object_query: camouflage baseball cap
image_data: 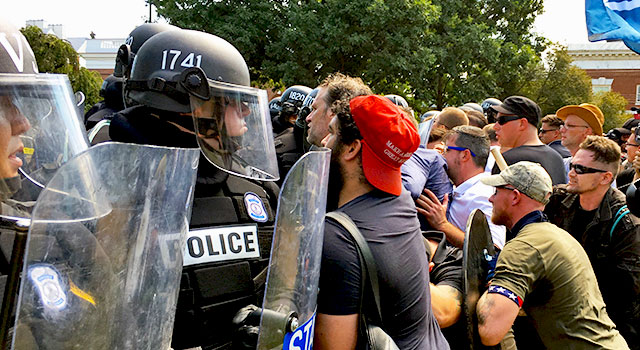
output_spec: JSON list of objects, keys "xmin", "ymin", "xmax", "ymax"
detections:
[{"xmin": 481, "ymin": 161, "xmax": 552, "ymax": 204}]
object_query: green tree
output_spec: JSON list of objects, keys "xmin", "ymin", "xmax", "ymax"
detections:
[
  {"xmin": 20, "ymin": 26, "xmax": 102, "ymax": 113},
  {"xmin": 420, "ymin": 0, "xmax": 547, "ymax": 110},
  {"xmin": 592, "ymin": 91, "xmax": 628, "ymax": 133},
  {"xmin": 520, "ymin": 46, "xmax": 593, "ymax": 116},
  {"xmin": 154, "ymin": 0, "xmax": 547, "ymax": 112}
]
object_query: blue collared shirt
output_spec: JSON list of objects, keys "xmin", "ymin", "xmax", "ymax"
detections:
[{"xmin": 401, "ymin": 146, "xmax": 453, "ymax": 201}]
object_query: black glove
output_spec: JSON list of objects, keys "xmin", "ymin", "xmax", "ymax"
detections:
[{"xmin": 232, "ymin": 305, "xmax": 261, "ymax": 350}]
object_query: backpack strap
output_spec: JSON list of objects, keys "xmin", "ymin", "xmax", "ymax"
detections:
[
  {"xmin": 610, "ymin": 205, "xmax": 630, "ymax": 240},
  {"xmin": 326, "ymin": 211, "xmax": 384, "ymax": 327}
]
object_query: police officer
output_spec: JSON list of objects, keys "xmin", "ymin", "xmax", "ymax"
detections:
[
  {"xmin": 86, "ymin": 23, "xmax": 178, "ymax": 144},
  {"xmin": 384, "ymin": 94, "xmax": 409, "ymax": 108},
  {"xmin": 107, "ymin": 28, "xmax": 281, "ymax": 349},
  {"xmin": 481, "ymin": 97, "xmax": 501, "ymax": 124},
  {"xmin": 84, "ymin": 74, "xmax": 124, "ymax": 130},
  {"xmin": 272, "ymin": 85, "xmax": 311, "ymax": 183},
  {"xmin": 269, "ymin": 96, "xmax": 282, "ymax": 124},
  {"xmin": 296, "ymin": 88, "xmax": 318, "ymax": 153},
  {"xmin": 0, "ymin": 17, "xmax": 89, "ymax": 345}
]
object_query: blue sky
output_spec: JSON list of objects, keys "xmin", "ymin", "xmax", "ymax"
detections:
[{"xmin": 5, "ymin": 0, "xmax": 589, "ymax": 44}]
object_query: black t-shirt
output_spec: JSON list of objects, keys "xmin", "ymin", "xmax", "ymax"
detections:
[
  {"xmin": 424, "ymin": 231, "xmax": 463, "ymax": 292},
  {"xmin": 573, "ymin": 207, "xmax": 598, "ymax": 241},
  {"xmin": 424, "ymin": 231, "xmax": 465, "ymax": 349},
  {"xmin": 492, "ymin": 145, "xmax": 567, "ymax": 185},
  {"xmin": 318, "ymin": 190, "xmax": 449, "ymax": 350}
]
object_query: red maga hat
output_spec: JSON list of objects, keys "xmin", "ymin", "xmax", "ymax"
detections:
[{"xmin": 349, "ymin": 95, "xmax": 420, "ymax": 196}]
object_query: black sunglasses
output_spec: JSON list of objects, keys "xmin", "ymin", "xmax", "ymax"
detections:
[
  {"xmin": 497, "ymin": 115, "xmax": 524, "ymax": 125},
  {"xmin": 569, "ymin": 163, "xmax": 608, "ymax": 175}
]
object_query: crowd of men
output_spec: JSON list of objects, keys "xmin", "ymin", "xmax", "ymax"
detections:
[
  {"xmin": 265, "ymin": 70, "xmax": 640, "ymax": 349},
  {"xmin": 1, "ymin": 16, "xmax": 639, "ymax": 350}
]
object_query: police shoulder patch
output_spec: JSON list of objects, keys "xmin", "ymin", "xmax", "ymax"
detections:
[{"xmin": 244, "ymin": 192, "xmax": 268, "ymax": 223}]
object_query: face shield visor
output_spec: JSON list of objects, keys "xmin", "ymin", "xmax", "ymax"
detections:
[
  {"xmin": 189, "ymin": 79, "xmax": 279, "ymax": 181},
  {"xmin": 0, "ymin": 74, "xmax": 89, "ymax": 218}
]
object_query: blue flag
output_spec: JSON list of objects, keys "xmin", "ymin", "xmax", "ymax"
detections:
[{"xmin": 586, "ymin": 0, "xmax": 640, "ymax": 54}]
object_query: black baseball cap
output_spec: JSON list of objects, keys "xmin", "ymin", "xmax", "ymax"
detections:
[{"xmin": 490, "ymin": 96, "xmax": 542, "ymax": 126}]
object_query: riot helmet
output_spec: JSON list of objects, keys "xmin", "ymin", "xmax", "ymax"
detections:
[
  {"xmin": 269, "ymin": 96, "xmax": 281, "ymax": 120},
  {"xmin": 481, "ymin": 98, "xmax": 501, "ymax": 123},
  {"xmin": 384, "ymin": 94, "xmax": 409, "ymax": 108},
  {"xmin": 0, "ymin": 18, "xmax": 89, "ymax": 217},
  {"xmin": 113, "ymin": 23, "xmax": 180, "ymax": 78},
  {"xmin": 128, "ymin": 29, "xmax": 279, "ymax": 181},
  {"xmin": 420, "ymin": 110, "xmax": 440, "ymax": 123},
  {"xmin": 279, "ymin": 85, "xmax": 312, "ymax": 123},
  {"xmin": 297, "ymin": 88, "xmax": 319, "ymax": 128},
  {"xmin": 114, "ymin": 23, "xmax": 179, "ymax": 79},
  {"xmin": 99, "ymin": 74, "xmax": 125, "ymax": 110}
]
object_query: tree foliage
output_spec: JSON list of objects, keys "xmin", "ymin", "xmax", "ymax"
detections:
[
  {"xmin": 592, "ymin": 91, "xmax": 628, "ymax": 133},
  {"xmin": 20, "ymin": 26, "xmax": 102, "ymax": 113},
  {"xmin": 520, "ymin": 46, "xmax": 593, "ymax": 116},
  {"xmin": 154, "ymin": 0, "xmax": 548, "ymax": 112}
]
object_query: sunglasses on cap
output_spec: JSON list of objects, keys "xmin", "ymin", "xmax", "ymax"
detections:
[
  {"xmin": 569, "ymin": 163, "xmax": 608, "ymax": 175},
  {"xmin": 497, "ymin": 115, "xmax": 524, "ymax": 125}
]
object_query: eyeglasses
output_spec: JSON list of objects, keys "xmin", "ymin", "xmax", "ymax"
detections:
[
  {"xmin": 493, "ymin": 185, "xmax": 517, "ymax": 195},
  {"xmin": 443, "ymin": 145, "xmax": 476, "ymax": 157},
  {"xmin": 626, "ymin": 142, "xmax": 640, "ymax": 147},
  {"xmin": 539, "ymin": 128, "xmax": 558, "ymax": 134},
  {"xmin": 569, "ymin": 163, "xmax": 608, "ymax": 175},
  {"xmin": 497, "ymin": 115, "xmax": 524, "ymax": 125},
  {"xmin": 560, "ymin": 124, "xmax": 589, "ymax": 130}
]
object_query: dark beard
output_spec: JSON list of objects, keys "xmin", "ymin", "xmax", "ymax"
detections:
[{"xmin": 326, "ymin": 146, "xmax": 344, "ymax": 211}]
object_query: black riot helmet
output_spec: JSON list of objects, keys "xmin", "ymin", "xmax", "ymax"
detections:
[
  {"xmin": 481, "ymin": 98, "xmax": 501, "ymax": 123},
  {"xmin": 114, "ymin": 23, "xmax": 178, "ymax": 79},
  {"xmin": 269, "ymin": 96, "xmax": 281, "ymax": 120},
  {"xmin": 99, "ymin": 74, "xmax": 125, "ymax": 110},
  {"xmin": 129, "ymin": 29, "xmax": 279, "ymax": 181},
  {"xmin": 384, "ymin": 94, "xmax": 409, "ymax": 108},
  {"xmin": 126, "ymin": 29, "xmax": 253, "ymax": 113},
  {"xmin": 0, "ymin": 18, "xmax": 89, "ymax": 217},
  {"xmin": 297, "ymin": 88, "xmax": 319, "ymax": 128},
  {"xmin": 279, "ymin": 85, "xmax": 312, "ymax": 121}
]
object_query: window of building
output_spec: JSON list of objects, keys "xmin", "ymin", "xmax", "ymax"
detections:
[{"xmin": 592, "ymin": 77, "xmax": 613, "ymax": 94}]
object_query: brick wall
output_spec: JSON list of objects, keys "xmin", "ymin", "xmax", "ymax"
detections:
[{"xmin": 584, "ymin": 69, "xmax": 640, "ymax": 109}]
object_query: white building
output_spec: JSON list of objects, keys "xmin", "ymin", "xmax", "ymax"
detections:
[{"xmin": 25, "ymin": 20, "xmax": 124, "ymax": 79}]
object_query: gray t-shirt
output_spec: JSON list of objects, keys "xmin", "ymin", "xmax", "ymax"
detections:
[{"xmin": 317, "ymin": 189, "xmax": 449, "ymax": 350}]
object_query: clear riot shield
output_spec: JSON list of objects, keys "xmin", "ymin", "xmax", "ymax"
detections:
[
  {"xmin": 256, "ymin": 148, "xmax": 330, "ymax": 350},
  {"xmin": 418, "ymin": 118, "xmax": 435, "ymax": 147},
  {"xmin": 10, "ymin": 142, "xmax": 199, "ymax": 350}
]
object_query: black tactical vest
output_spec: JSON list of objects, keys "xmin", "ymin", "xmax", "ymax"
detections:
[{"xmin": 108, "ymin": 106, "xmax": 280, "ymax": 350}]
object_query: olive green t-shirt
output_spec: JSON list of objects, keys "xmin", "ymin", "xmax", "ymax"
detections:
[{"xmin": 492, "ymin": 222, "xmax": 628, "ymax": 349}]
